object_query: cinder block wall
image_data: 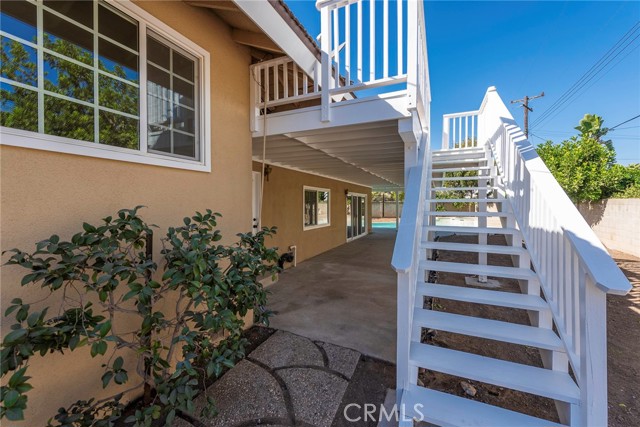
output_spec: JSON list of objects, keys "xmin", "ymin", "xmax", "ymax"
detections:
[{"xmin": 578, "ymin": 199, "xmax": 640, "ymax": 257}]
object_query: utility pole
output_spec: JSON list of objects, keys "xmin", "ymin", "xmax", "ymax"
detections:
[{"xmin": 511, "ymin": 92, "xmax": 544, "ymax": 138}]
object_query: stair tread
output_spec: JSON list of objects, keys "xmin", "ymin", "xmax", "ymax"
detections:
[
  {"xmin": 425, "ymin": 210, "xmax": 511, "ymax": 217},
  {"xmin": 432, "ymin": 166, "xmax": 491, "ymax": 173},
  {"xmin": 433, "ymin": 176, "xmax": 491, "ymax": 181},
  {"xmin": 423, "ymin": 225, "xmax": 520, "ymax": 235},
  {"xmin": 432, "ymin": 147, "xmax": 485, "ymax": 154},
  {"xmin": 426, "ymin": 198, "xmax": 504, "ymax": 203},
  {"xmin": 417, "ymin": 282, "xmax": 548, "ymax": 311},
  {"xmin": 433, "ymin": 158, "xmax": 488, "ymax": 165},
  {"xmin": 412, "ymin": 308, "xmax": 562, "ymax": 350},
  {"xmin": 431, "ymin": 186, "xmax": 499, "ymax": 191},
  {"xmin": 409, "ymin": 342, "xmax": 579, "ymax": 402},
  {"xmin": 419, "ymin": 260, "xmax": 535, "ymax": 280},
  {"xmin": 401, "ymin": 384, "xmax": 567, "ymax": 426},
  {"xmin": 421, "ymin": 241, "xmax": 526, "ymax": 255}
]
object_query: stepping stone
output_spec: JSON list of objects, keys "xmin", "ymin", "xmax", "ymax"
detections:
[
  {"xmin": 316, "ymin": 341, "xmax": 361, "ymax": 379},
  {"xmin": 279, "ymin": 367, "xmax": 349, "ymax": 427},
  {"xmin": 179, "ymin": 359, "xmax": 289, "ymax": 427},
  {"xmin": 250, "ymin": 330, "xmax": 324, "ymax": 369}
]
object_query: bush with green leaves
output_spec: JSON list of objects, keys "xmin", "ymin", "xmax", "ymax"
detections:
[
  {"xmin": 1, "ymin": 207, "xmax": 279, "ymax": 426},
  {"xmin": 537, "ymin": 115, "xmax": 640, "ymax": 203}
]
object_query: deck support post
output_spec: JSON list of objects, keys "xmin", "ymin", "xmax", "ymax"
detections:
[{"xmin": 320, "ymin": 6, "xmax": 332, "ymax": 122}]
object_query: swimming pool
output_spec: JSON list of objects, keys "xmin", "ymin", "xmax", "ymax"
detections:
[{"xmin": 372, "ymin": 222, "xmax": 397, "ymax": 229}]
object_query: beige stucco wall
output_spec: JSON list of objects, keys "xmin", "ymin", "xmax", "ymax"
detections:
[
  {"xmin": 0, "ymin": 2, "xmax": 253, "ymax": 424},
  {"xmin": 577, "ymin": 199, "xmax": 640, "ymax": 257},
  {"xmin": 253, "ymin": 162, "xmax": 373, "ymax": 264}
]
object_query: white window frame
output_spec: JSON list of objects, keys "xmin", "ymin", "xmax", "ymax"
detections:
[
  {"xmin": 0, "ymin": 0, "xmax": 211, "ymax": 172},
  {"xmin": 303, "ymin": 185, "xmax": 331, "ymax": 231}
]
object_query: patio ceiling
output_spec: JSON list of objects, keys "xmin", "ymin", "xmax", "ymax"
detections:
[{"xmin": 252, "ymin": 120, "xmax": 405, "ymax": 189}]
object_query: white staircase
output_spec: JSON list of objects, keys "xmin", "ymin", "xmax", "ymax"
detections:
[
  {"xmin": 405, "ymin": 146, "xmax": 577, "ymax": 426},
  {"xmin": 392, "ymin": 87, "xmax": 632, "ymax": 426}
]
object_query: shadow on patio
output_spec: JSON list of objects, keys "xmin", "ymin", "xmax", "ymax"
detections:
[{"xmin": 267, "ymin": 228, "xmax": 398, "ymax": 362}]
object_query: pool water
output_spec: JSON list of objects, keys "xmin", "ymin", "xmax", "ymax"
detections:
[{"xmin": 372, "ymin": 222, "xmax": 397, "ymax": 229}]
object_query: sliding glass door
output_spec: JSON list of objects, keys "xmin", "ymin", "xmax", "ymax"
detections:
[{"xmin": 346, "ymin": 193, "xmax": 367, "ymax": 241}]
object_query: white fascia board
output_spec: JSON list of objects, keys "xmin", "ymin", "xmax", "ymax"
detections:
[{"xmin": 233, "ymin": 1, "xmax": 317, "ymax": 75}]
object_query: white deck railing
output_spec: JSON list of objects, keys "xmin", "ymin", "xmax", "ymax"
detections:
[
  {"xmin": 471, "ymin": 87, "xmax": 631, "ymax": 425},
  {"xmin": 318, "ymin": 0, "xmax": 408, "ymax": 93},
  {"xmin": 442, "ymin": 110, "xmax": 479, "ymax": 150},
  {"xmin": 250, "ymin": 1, "xmax": 429, "ymax": 133},
  {"xmin": 249, "ymin": 57, "xmax": 321, "ymax": 132}
]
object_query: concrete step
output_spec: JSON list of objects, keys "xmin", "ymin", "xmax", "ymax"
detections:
[
  {"xmin": 416, "ymin": 282, "xmax": 549, "ymax": 312},
  {"xmin": 419, "ymin": 260, "xmax": 535, "ymax": 280},
  {"xmin": 401, "ymin": 384, "xmax": 567, "ymax": 426},
  {"xmin": 412, "ymin": 308, "xmax": 562, "ymax": 351},
  {"xmin": 409, "ymin": 342, "xmax": 579, "ymax": 403}
]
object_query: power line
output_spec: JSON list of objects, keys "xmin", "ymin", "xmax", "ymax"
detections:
[
  {"xmin": 531, "ymin": 40, "xmax": 640, "ymax": 129},
  {"xmin": 528, "ymin": 133, "xmax": 548, "ymax": 143},
  {"xmin": 610, "ymin": 114, "xmax": 640, "ymax": 130},
  {"xmin": 532, "ymin": 21, "xmax": 640, "ymax": 126},
  {"xmin": 531, "ymin": 21, "xmax": 640, "ymax": 128}
]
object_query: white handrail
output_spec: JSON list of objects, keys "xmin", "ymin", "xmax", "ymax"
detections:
[
  {"xmin": 391, "ymin": 134, "xmax": 430, "ymax": 408},
  {"xmin": 475, "ymin": 86, "xmax": 631, "ymax": 425}
]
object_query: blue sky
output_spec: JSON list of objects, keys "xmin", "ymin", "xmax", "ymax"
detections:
[{"xmin": 284, "ymin": 1, "xmax": 640, "ymax": 165}]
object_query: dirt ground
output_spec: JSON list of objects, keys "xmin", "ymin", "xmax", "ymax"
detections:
[
  {"xmin": 607, "ymin": 250, "xmax": 640, "ymax": 427},
  {"xmin": 417, "ymin": 235, "xmax": 640, "ymax": 426}
]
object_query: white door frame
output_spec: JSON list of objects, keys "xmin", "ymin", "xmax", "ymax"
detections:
[{"xmin": 346, "ymin": 192, "xmax": 368, "ymax": 242}]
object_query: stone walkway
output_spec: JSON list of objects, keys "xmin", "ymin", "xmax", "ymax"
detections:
[{"xmin": 176, "ymin": 329, "xmax": 394, "ymax": 427}]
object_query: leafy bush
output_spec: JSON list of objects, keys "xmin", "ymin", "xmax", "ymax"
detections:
[
  {"xmin": 536, "ymin": 114, "xmax": 640, "ymax": 202},
  {"xmin": 1, "ymin": 207, "xmax": 279, "ymax": 426}
]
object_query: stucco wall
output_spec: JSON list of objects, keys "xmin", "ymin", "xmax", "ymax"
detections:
[
  {"xmin": 577, "ymin": 199, "xmax": 640, "ymax": 257},
  {"xmin": 0, "ymin": 2, "xmax": 253, "ymax": 424},
  {"xmin": 253, "ymin": 162, "xmax": 373, "ymax": 264}
]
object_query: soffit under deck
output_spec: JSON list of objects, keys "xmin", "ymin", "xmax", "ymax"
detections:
[{"xmin": 252, "ymin": 121, "xmax": 405, "ymax": 189}]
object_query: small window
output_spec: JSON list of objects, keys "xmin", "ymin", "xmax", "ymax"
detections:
[{"xmin": 304, "ymin": 187, "xmax": 330, "ymax": 230}]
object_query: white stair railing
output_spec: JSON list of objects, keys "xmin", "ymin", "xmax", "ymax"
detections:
[
  {"xmin": 442, "ymin": 110, "xmax": 479, "ymax": 150},
  {"xmin": 471, "ymin": 86, "xmax": 632, "ymax": 425},
  {"xmin": 391, "ymin": 133, "xmax": 430, "ymax": 418}
]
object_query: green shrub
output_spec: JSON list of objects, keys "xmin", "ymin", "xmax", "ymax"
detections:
[{"xmin": 1, "ymin": 207, "xmax": 279, "ymax": 426}]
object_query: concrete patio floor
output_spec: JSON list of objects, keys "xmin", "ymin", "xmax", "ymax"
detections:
[{"xmin": 267, "ymin": 229, "xmax": 398, "ymax": 362}]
